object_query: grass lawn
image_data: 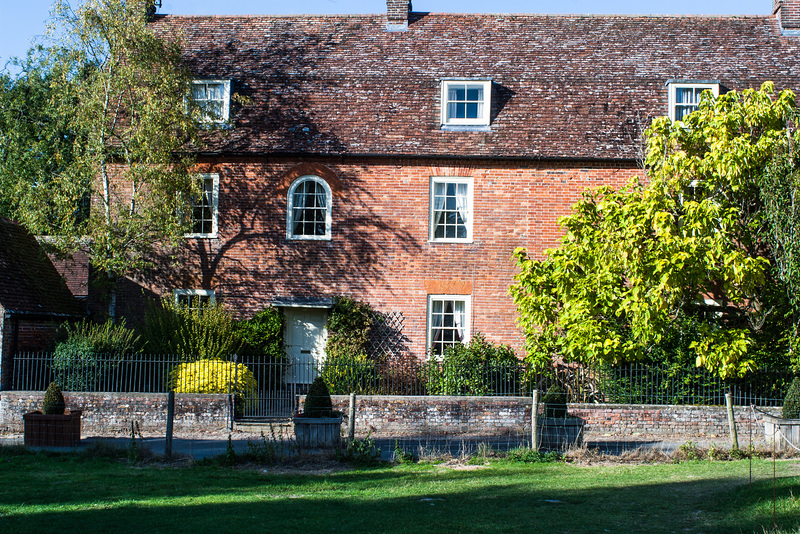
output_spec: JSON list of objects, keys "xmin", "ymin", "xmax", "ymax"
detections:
[{"xmin": 0, "ymin": 446, "xmax": 798, "ymax": 533}]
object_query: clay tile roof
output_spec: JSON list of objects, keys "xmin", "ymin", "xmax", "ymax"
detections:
[
  {"xmin": 151, "ymin": 13, "xmax": 800, "ymax": 160},
  {"xmin": 0, "ymin": 220, "xmax": 83, "ymax": 318}
]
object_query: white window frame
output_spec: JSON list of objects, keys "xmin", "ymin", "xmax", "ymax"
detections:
[
  {"xmin": 287, "ymin": 175, "xmax": 333, "ymax": 241},
  {"xmin": 191, "ymin": 79, "xmax": 231, "ymax": 124},
  {"xmin": 185, "ymin": 173, "xmax": 219, "ymax": 239},
  {"xmin": 667, "ymin": 82, "xmax": 719, "ymax": 122},
  {"xmin": 429, "ymin": 177, "xmax": 473, "ymax": 243},
  {"xmin": 427, "ymin": 295, "xmax": 471, "ymax": 356},
  {"xmin": 440, "ymin": 79, "xmax": 492, "ymax": 126},
  {"xmin": 173, "ymin": 289, "xmax": 216, "ymax": 311}
]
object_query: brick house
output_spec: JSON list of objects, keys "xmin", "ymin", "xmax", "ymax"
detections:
[
  {"xmin": 0, "ymin": 220, "xmax": 84, "ymax": 390},
  {"xmin": 118, "ymin": 0, "xmax": 800, "ymax": 376}
]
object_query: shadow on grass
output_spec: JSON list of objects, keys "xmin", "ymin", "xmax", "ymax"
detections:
[{"xmin": 0, "ymin": 451, "xmax": 798, "ymax": 534}]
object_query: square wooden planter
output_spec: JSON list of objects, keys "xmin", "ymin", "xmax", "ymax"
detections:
[
  {"xmin": 537, "ymin": 417, "xmax": 585, "ymax": 451},
  {"xmin": 293, "ymin": 416, "xmax": 343, "ymax": 449},
  {"xmin": 23, "ymin": 410, "xmax": 82, "ymax": 447}
]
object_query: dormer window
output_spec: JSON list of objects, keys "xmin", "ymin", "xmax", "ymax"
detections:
[
  {"xmin": 441, "ymin": 79, "xmax": 491, "ymax": 127},
  {"xmin": 667, "ymin": 81, "xmax": 719, "ymax": 122},
  {"xmin": 191, "ymin": 80, "xmax": 231, "ymax": 123}
]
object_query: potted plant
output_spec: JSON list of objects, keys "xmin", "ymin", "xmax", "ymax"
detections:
[
  {"xmin": 537, "ymin": 383, "xmax": 584, "ymax": 451},
  {"xmin": 23, "ymin": 382, "xmax": 82, "ymax": 447},
  {"xmin": 293, "ymin": 376, "xmax": 342, "ymax": 449},
  {"xmin": 762, "ymin": 376, "xmax": 800, "ymax": 451}
]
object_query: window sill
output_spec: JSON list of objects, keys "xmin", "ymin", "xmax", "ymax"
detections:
[
  {"xmin": 440, "ymin": 125, "xmax": 491, "ymax": 132},
  {"xmin": 287, "ymin": 236, "xmax": 332, "ymax": 242},
  {"xmin": 428, "ymin": 239, "xmax": 473, "ymax": 244},
  {"xmin": 184, "ymin": 233, "xmax": 219, "ymax": 239}
]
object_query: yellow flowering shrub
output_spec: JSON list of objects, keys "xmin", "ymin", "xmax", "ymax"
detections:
[{"xmin": 170, "ymin": 359, "xmax": 258, "ymax": 408}]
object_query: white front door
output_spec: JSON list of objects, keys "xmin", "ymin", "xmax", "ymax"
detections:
[{"xmin": 283, "ymin": 307, "xmax": 329, "ymax": 384}]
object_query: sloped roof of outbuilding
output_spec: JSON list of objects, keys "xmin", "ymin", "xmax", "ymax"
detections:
[
  {"xmin": 152, "ymin": 12, "xmax": 800, "ymax": 160},
  {"xmin": 0, "ymin": 220, "xmax": 83, "ymax": 318}
]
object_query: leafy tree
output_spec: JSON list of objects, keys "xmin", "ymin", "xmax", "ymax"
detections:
[
  {"xmin": 0, "ymin": 50, "xmax": 85, "ymax": 220},
  {"xmin": 510, "ymin": 82, "xmax": 797, "ymax": 379},
  {"xmin": 0, "ymin": 0, "xmax": 202, "ymax": 319}
]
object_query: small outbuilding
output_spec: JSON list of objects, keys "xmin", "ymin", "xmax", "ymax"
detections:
[{"xmin": 0, "ymin": 219, "xmax": 84, "ymax": 390}]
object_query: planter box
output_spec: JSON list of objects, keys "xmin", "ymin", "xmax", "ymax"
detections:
[
  {"xmin": 293, "ymin": 416, "xmax": 343, "ymax": 449},
  {"xmin": 537, "ymin": 417, "xmax": 585, "ymax": 451},
  {"xmin": 761, "ymin": 412, "xmax": 800, "ymax": 452},
  {"xmin": 23, "ymin": 410, "xmax": 82, "ymax": 447}
]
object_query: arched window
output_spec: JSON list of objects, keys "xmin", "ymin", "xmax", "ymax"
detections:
[{"xmin": 287, "ymin": 176, "xmax": 332, "ymax": 240}]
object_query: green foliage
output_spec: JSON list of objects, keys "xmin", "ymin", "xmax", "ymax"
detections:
[
  {"xmin": 511, "ymin": 83, "xmax": 798, "ymax": 379},
  {"xmin": 339, "ymin": 433, "xmax": 382, "ymax": 466},
  {"xmin": 322, "ymin": 296, "xmax": 380, "ymax": 394},
  {"xmin": 542, "ymin": 384, "xmax": 568, "ymax": 418},
  {"xmin": 222, "ymin": 435, "xmax": 237, "ymax": 467},
  {"xmin": 302, "ymin": 376, "xmax": 334, "ymax": 418},
  {"xmin": 42, "ymin": 382, "xmax": 66, "ymax": 415},
  {"xmin": 237, "ymin": 307, "xmax": 285, "ymax": 361},
  {"xmin": 425, "ymin": 333, "xmax": 519, "ymax": 395},
  {"xmin": 782, "ymin": 377, "xmax": 800, "ymax": 419},
  {"xmin": 52, "ymin": 319, "xmax": 139, "ymax": 390},
  {"xmin": 237, "ymin": 307, "xmax": 287, "ymax": 391},
  {"xmin": 141, "ymin": 297, "xmax": 242, "ymax": 359},
  {"xmin": 245, "ymin": 428, "xmax": 289, "ymax": 464},
  {"xmin": 392, "ymin": 440, "xmax": 415, "ymax": 463},
  {"xmin": 320, "ymin": 352, "xmax": 380, "ymax": 395},
  {"xmin": 505, "ymin": 447, "xmax": 562, "ymax": 463},
  {"xmin": 0, "ymin": 50, "xmax": 85, "ymax": 220},
  {"xmin": 1, "ymin": 0, "xmax": 204, "ymax": 318},
  {"xmin": 759, "ymin": 137, "xmax": 800, "ymax": 373}
]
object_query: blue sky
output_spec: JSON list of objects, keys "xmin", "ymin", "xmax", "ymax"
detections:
[{"xmin": 0, "ymin": 0, "xmax": 773, "ymax": 69}]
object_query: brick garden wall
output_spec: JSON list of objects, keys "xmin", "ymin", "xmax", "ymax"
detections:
[
  {"xmin": 326, "ymin": 395, "xmax": 755, "ymax": 439},
  {"xmin": 1, "ymin": 392, "xmax": 759, "ymax": 439},
  {"xmin": 0, "ymin": 392, "xmax": 230, "ymax": 435}
]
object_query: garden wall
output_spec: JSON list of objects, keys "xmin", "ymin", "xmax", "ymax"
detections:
[
  {"xmin": 326, "ymin": 395, "xmax": 757, "ymax": 439},
  {"xmin": 1, "ymin": 391, "xmax": 762, "ymax": 439},
  {"xmin": 0, "ymin": 391, "xmax": 230, "ymax": 435}
]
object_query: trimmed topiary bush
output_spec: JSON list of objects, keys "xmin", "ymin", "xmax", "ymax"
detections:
[
  {"xmin": 302, "ymin": 376, "xmax": 334, "ymax": 418},
  {"xmin": 42, "ymin": 382, "xmax": 66, "ymax": 415},
  {"xmin": 782, "ymin": 376, "xmax": 800, "ymax": 419},
  {"xmin": 542, "ymin": 384, "xmax": 568, "ymax": 419}
]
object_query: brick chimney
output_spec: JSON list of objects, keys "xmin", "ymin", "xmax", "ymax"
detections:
[
  {"xmin": 774, "ymin": 0, "xmax": 800, "ymax": 33},
  {"xmin": 387, "ymin": 0, "xmax": 411, "ymax": 31}
]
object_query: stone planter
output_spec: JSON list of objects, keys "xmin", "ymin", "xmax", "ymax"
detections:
[
  {"xmin": 293, "ymin": 415, "xmax": 343, "ymax": 449},
  {"xmin": 761, "ymin": 412, "xmax": 800, "ymax": 452},
  {"xmin": 537, "ymin": 416, "xmax": 585, "ymax": 451},
  {"xmin": 23, "ymin": 410, "xmax": 82, "ymax": 447}
]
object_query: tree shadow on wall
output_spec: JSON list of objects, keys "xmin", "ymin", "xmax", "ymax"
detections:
[
  {"xmin": 144, "ymin": 163, "xmax": 421, "ymax": 318},
  {"xmin": 138, "ymin": 21, "xmax": 424, "ymax": 313}
]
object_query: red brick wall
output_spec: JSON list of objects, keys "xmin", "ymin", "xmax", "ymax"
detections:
[
  {"xmin": 1, "ymin": 391, "xmax": 230, "ymax": 435},
  {"xmin": 776, "ymin": 0, "xmax": 800, "ymax": 30},
  {"xmin": 125, "ymin": 156, "xmax": 640, "ymax": 359}
]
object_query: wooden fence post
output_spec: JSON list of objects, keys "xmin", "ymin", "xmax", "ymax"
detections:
[{"xmin": 532, "ymin": 389, "xmax": 540, "ymax": 451}]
